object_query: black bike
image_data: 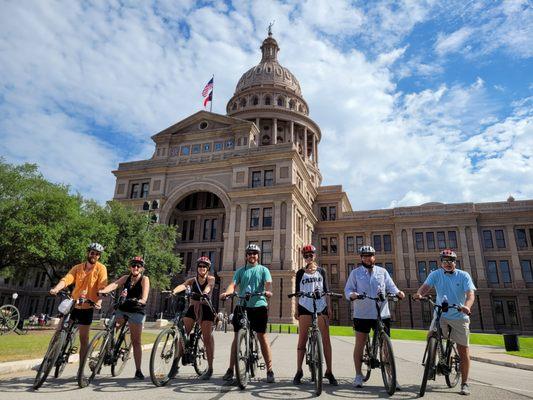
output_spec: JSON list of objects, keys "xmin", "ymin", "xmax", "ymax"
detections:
[
  {"xmin": 33, "ymin": 290, "xmax": 88, "ymax": 390},
  {"xmin": 226, "ymin": 291, "xmax": 266, "ymax": 390},
  {"xmin": 353, "ymin": 292, "xmax": 399, "ymax": 396},
  {"xmin": 149, "ymin": 288, "xmax": 211, "ymax": 386},
  {"xmin": 77, "ymin": 292, "xmax": 133, "ymax": 388},
  {"xmin": 288, "ymin": 290, "xmax": 342, "ymax": 396},
  {"xmin": 417, "ymin": 295, "xmax": 463, "ymax": 397}
]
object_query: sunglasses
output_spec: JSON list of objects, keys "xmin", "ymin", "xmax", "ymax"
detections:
[
  {"xmin": 442, "ymin": 260, "xmax": 455, "ymax": 265},
  {"xmin": 130, "ymin": 264, "xmax": 143, "ymax": 268},
  {"xmin": 197, "ymin": 264, "xmax": 209, "ymax": 268},
  {"xmin": 89, "ymin": 251, "xmax": 101, "ymax": 256},
  {"xmin": 303, "ymin": 253, "xmax": 314, "ymax": 259},
  {"xmin": 361, "ymin": 254, "xmax": 374, "ymax": 257},
  {"xmin": 246, "ymin": 252, "xmax": 259, "ymax": 256}
]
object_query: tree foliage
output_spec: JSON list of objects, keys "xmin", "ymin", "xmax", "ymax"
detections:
[{"xmin": 0, "ymin": 159, "xmax": 181, "ymax": 289}]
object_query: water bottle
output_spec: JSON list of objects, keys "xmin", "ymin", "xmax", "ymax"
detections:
[
  {"xmin": 79, "ymin": 289, "xmax": 87, "ymax": 305},
  {"xmin": 120, "ymin": 288, "xmax": 128, "ymax": 305},
  {"xmin": 442, "ymin": 295, "xmax": 449, "ymax": 313}
]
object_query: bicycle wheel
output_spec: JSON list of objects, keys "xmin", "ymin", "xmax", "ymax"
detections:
[
  {"xmin": 149, "ymin": 327, "xmax": 179, "ymax": 387},
  {"xmin": 235, "ymin": 328, "xmax": 250, "ymax": 390},
  {"xmin": 312, "ymin": 329, "xmax": 324, "ymax": 396},
  {"xmin": 249, "ymin": 334, "xmax": 262, "ymax": 378},
  {"xmin": 33, "ymin": 330, "xmax": 65, "ymax": 389},
  {"xmin": 78, "ymin": 330, "xmax": 109, "ymax": 388},
  {"xmin": 193, "ymin": 330, "xmax": 208, "ymax": 376},
  {"xmin": 0, "ymin": 305, "xmax": 20, "ymax": 334},
  {"xmin": 362, "ymin": 336, "xmax": 372, "ymax": 382},
  {"xmin": 111, "ymin": 325, "xmax": 132, "ymax": 377},
  {"xmin": 379, "ymin": 332, "xmax": 397, "ymax": 396},
  {"xmin": 54, "ymin": 326, "xmax": 79, "ymax": 378},
  {"xmin": 419, "ymin": 336, "xmax": 437, "ymax": 397},
  {"xmin": 445, "ymin": 341, "xmax": 461, "ymax": 388}
]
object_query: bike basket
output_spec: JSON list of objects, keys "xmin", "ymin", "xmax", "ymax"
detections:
[{"xmin": 58, "ymin": 299, "xmax": 74, "ymax": 315}]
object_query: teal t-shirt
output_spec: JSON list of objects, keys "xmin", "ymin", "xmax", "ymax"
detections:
[{"xmin": 232, "ymin": 263, "xmax": 272, "ymax": 308}]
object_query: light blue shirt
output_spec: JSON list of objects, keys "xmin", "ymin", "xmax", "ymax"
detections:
[
  {"xmin": 344, "ymin": 265, "xmax": 400, "ymax": 319},
  {"xmin": 424, "ymin": 268, "xmax": 476, "ymax": 321}
]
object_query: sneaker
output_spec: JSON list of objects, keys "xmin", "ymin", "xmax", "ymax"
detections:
[
  {"xmin": 293, "ymin": 370, "xmax": 303, "ymax": 385},
  {"xmin": 222, "ymin": 368, "xmax": 233, "ymax": 381},
  {"xmin": 325, "ymin": 372, "xmax": 338, "ymax": 386},
  {"xmin": 266, "ymin": 370, "xmax": 275, "ymax": 383},
  {"xmin": 353, "ymin": 375, "xmax": 364, "ymax": 388},
  {"xmin": 134, "ymin": 370, "xmax": 145, "ymax": 380},
  {"xmin": 200, "ymin": 368, "xmax": 213, "ymax": 380},
  {"xmin": 460, "ymin": 383, "xmax": 470, "ymax": 395},
  {"xmin": 396, "ymin": 382, "xmax": 402, "ymax": 391}
]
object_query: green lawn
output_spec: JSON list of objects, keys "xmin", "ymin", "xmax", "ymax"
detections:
[
  {"xmin": 0, "ymin": 330, "xmax": 158, "ymax": 363},
  {"xmin": 267, "ymin": 324, "xmax": 533, "ymax": 359}
]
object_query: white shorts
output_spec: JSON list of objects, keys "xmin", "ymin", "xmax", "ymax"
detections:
[{"xmin": 429, "ymin": 317, "xmax": 470, "ymax": 347}]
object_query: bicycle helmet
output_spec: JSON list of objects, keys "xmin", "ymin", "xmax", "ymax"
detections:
[
  {"xmin": 358, "ymin": 245, "xmax": 375, "ymax": 256},
  {"xmin": 245, "ymin": 243, "xmax": 261, "ymax": 253},
  {"xmin": 301, "ymin": 244, "xmax": 316, "ymax": 254},
  {"xmin": 87, "ymin": 242, "xmax": 104, "ymax": 253},
  {"xmin": 129, "ymin": 256, "xmax": 145, "ymax": 267},
  {"xmin": 196, "ymin": 256, "xmax": 211, "ymax": 267},
  {"xmin": 440, "ymin": 248, "xmax": 457, "ymax": 260}
]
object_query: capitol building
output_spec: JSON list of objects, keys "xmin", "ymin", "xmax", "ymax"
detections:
[{"xmin": 110, "ymin": 32, "xmax": 533, "ymax": 334}]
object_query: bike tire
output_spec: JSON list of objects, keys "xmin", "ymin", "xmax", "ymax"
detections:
[
  {"xmin": 78, "ymin": 330, "xmax": 109, "ymax": 388},
  {"xmin": 379, "ymin": 332, "xmax": 397, "ymax": 396},
  {"xmin": 111, "ymin": 325, "xmax": 132, "ymax": 377},
  {"xmin": 0, "ymin": 305, "xmax": 20, "ymax": 335},
  {"xmin": 307, "ymin": 333, "xmax": 316, "ymax": 383},
  {"xmin": 149, "ymin": 326, "xmax": 179, "ymax": 387},
  {"xmin": 419, "ymin": 336, "xmax": 437, "ymax": 397},
  {"xmin": 193, "ymin": 329, "xmax": 208, "ymax": 376},
  {"xmin": 362, "ymin": 336, "xmax": 372, "ymax": 382},
  {"xmin": 445, "ymin": 341, "xmax": 461, "ymax": 388},
  {"xmin": 33, "ymin": 330, "xmax": 65, "ymax": 390},
  {"xmin": 235, "ymin": 328, "xmax": 250, "ymax": 390},
  {"xmin": 54, "ymin": 325, "xmax": 79, "ymax": 378},
  {"xmin": 313, "ymin": 329, "xmax": 324, "ymax": 396}
]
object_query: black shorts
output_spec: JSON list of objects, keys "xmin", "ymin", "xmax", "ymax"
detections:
[
  {"xmin": 232, "ymin": 306, "xmax": 268, "ymax": 333},
  {"xmin": 184, "ymin": 304, "xmax": 215, "ymax": 322},
  {"xmin": 298, "ymin": 304, "xmax": 328, "ymax": 317},
  {"xmin": 71, "ymin": 307, "xmax": 94, "ymax": 326},
  {"xmin": 353, "ymin": 318, "xmax": 391, "ymax": 336}
]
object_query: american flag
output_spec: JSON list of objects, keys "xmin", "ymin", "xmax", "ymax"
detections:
[{"xmin": 202, "ymin": 77, "xmax": 213, "ymax": 97}]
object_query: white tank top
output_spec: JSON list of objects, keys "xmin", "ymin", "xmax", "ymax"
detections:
[{"xmin": 296, "ymin": 269, "xmax": 327, "ymax": 313}]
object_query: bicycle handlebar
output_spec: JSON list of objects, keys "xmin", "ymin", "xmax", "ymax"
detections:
[
  {"xmin": 288, "ymin": 291, "xmax": 343, "ymax": 299},
  {"xmin": 225, "ymin": 291, "xmax": 265, "ymax": 300},
  {"xmin": 352, "ymin": 292, "xmax": 400, "ymax": 302},
  {"xmin": 415, "ymin": 295, "xmax": 471, "ymax": 316}
]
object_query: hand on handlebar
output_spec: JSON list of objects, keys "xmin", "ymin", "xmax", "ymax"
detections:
[
  {"xmin": 264, "ymin": 291, "xmax": 272, "ymax": 298},
  {"xmin": 459, "ymin": 305, "xmax": 471, "ymax": 315},
  {"xmin": 349, "ymin": 292, "xmax": 361, "ymax": 300}
]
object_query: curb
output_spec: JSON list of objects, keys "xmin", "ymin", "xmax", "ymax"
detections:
[
  {"xmin": 0, "ymin": 343, "xmax": 154, "ymax": 376},
  {"xmin": 470, "ymin": 355, "xmax": 533, "ymax": 371}
]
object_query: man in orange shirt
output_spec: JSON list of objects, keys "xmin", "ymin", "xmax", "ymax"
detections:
[{"xmin": 50, "ymin": 243, "xmax": 108, "ymax": 360}]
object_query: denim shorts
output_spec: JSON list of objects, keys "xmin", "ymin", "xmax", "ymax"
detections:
[{"xmin": 115, "ymin": 309, "xmax": 146, "ymax": 324}]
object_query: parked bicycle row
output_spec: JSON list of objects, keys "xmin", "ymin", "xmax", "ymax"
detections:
[{"xmin": 33, "ymin": 242, "xmax": 475, "ymax": 397}]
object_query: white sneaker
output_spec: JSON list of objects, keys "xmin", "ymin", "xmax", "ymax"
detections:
[
  {"xmin": 460, "ymin": 383, "xmax": 471, "ymax": 395},
  {"xmin": 353, "ymin": 375, "xmax": 364, "ymax": 388}
]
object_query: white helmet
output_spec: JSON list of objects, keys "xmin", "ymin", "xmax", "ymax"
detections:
[
  {"xmin": 87, "ymin": 242, "xmax": 104, "ymax": 253},
  {"xmin": 245, "ymin": 243, "xmax": 261, "ymax": 253},
  {"xmin": 358, "ymin": 245, "xmax": 375, "ymax": 256}
]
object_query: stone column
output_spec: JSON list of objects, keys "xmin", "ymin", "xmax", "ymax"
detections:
[
  {"xmin": 290, "ymin": 121, "xmax": 294, "ymax": 145},
  {"xmin": 285, "ymin": 200, "xmax": 293, "ymax": 271},
  {"xmin": 406, "ymin": 228, "xmax": 417, "ymax": 287},
  {"xmin": 506, "ymin": 225, "xmax": 525, "ymax": 289},
  {"xmin": 236, "ymin": 203, "xmax": 248, "ymax": 267},
  {"xmin": 303, "ymin": 127, "xmax": 308, "ymax": 161},
  {"xmin": 315, "ymin": 134, "xmax": 319, "ymax": 164},
  {"xmin": 255, "ymin": 118, "xmax": 260, "ymax": 131},
  {"xmin": 223, "ymin": 204, "xmax": 237, "ymax": 270},
  {"xmin": 338, "ymin": 234, "xmax": 346, "ymax": 282},
  {"xmin": 273, "ymin": 118, "xmax": 278, "ymax": 145},
  {"xmin": 470, "ymin": 227, "xmax": 487, "ymax": 287},
  {"xmin": 311, "ymin": 134, "xmax": 316, "ymax": 163},
  {"xmin": 272, "ymin": 201, "xmax": 282, "ymax": 268},
  {"xmin": 458, "ymin": 226, "xmax": 472, "ymax": 274},
  {"xmin": 394, "ymin": 227, "xmax": 407, "ymax": 287}
]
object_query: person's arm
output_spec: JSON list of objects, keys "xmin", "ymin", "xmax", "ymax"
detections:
[
  {"xmin": 172, "ymin": 278, "xmax": 192, "ymax": 295},
  {"xmin": 414, "ymin": 283, "xmax": 432, "ymax": 299},
  {"xmin": 384, "ymin": 270, "xmax": 405, "ymax": 299},
  {"xmin": 139, "ymin": 276, "xmax": 150, "ymax": 304},
  {"xmin": 50, "ymin": 265, "xmax": 77, "ymax": 295},
  {"xmin": 99, "ymin": 275, "xmax": 128, "ymax": 295},
  {"xmin": 203, "ymin": 276, "xmax": 215, "ymax": 295},
  {"xmin": 344, "ymin": 269, "xmax": 358, "ymax": 300},
  {"xmin": 263, "ymin": 267, "xmax": 273, "ymax": 298},
  {"xmin": 461, "ymin": 290, "xmax": 475, "ymax": 314}
]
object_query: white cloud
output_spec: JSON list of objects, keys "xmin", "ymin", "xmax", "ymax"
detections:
[{"xmin": 435, "ymin": 27, "xmax": 473, "ymax": 56}]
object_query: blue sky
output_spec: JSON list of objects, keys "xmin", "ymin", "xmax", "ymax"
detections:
[{"xmin": 0, "ymin": 0, "xmax": 531, "ymax": 210}]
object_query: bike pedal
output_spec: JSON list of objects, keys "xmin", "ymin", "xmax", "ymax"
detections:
[
  {"xmin": 70, "ymin": 346, "xmax": 78, "ymax": 354},
  {"xmin": 258, "ymin": 363, "xmax": 266, "ymax": 370}
]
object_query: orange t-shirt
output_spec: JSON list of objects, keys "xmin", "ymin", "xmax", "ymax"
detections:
[{"xmin": 60, "ymin": 262, "xmax": 108, "ymax": 308}]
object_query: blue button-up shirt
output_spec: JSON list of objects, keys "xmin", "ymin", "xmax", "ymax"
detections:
[{"xmin": 344, "ymin": 265, "xmax": 400, "ymax": 319}]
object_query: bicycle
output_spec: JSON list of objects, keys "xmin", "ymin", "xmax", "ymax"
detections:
[
  {"xmin": 226, "ymin": 291, "xmax": 266, "ymax": 390},
  {"xmin": 77, "ymin": 292, "xmax": 133, "ymax": 388},
  {"xmin": 288, "ymin": 290, "xmax": 342, "ymax": 396},
  {"xmin": 33, "ymin": 290, "xmax": 86, "ymax": 390},
  {"xmin": 149, "ymin": 288, "xmax": 211, "ymax": 386},
  {"xmin": 352, "ymin": 292, "xmax": 399, "ymax": 396},
  {"xmin": 416, "ymin": 295, "xmax": 463, "ymax": 397}
]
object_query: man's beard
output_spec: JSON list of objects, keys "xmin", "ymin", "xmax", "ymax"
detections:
[
  {"xmin": 362, "ymin": 260, "xmax": 373, "ymax": 268},
  {"xmin": 87, "ymin": 255, "xmax": 97, "ymax": 265}
]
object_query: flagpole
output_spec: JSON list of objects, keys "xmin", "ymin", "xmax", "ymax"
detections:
[{"xmin": 210, "ymin": 74, "xmax": 214, "ymax": 113}]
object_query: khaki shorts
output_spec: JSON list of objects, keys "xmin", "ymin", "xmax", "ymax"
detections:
[{"xmin": 429, "ymin": 317, "xmax": 470, "ymax": 347}]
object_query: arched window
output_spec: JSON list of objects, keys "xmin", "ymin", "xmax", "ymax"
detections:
[
  {"xmin": 240, "ymin": 98, "xmax": 247, "ymax": 108},
  {"xmin": 252, "ymin": 96, "xmax": 259, "ymax": 106},
  {"xmin": 265, "ymin": 96, "xmax": 271, "ymax": 105},
  {"xmin": 277, "ymin": 97, "xmax": 284, "ymax": 107},
  {"xmin": 262, "ymin": 135, "xmax": 271, "ymax": 145},
  {"xmin": 298, "ymin": 105, "xmax": 303, "ymax": 112},
  {"xmin": 232, "ymin": 102, "xmax": 237, "ymax": 110},
  {"xmin": 289, "ymin": 99, "xmax": 295, "ymax": 110}
]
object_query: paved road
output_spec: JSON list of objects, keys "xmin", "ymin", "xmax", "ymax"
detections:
[{"xmin": 0, "ymin": 332, "xmax": 532, "ymax": 399}]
